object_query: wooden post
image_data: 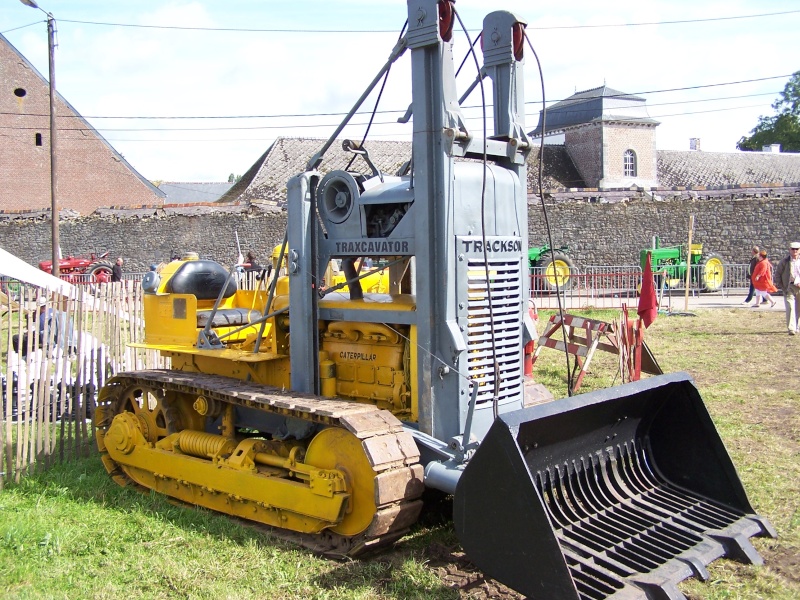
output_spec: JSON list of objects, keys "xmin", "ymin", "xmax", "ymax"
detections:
[
  {"xmin": 684, "ymin": 215, "xmax": 695, "ymax": 312},
  {"xmin": 1, "ymin": 300, "xmax": 14, "ymax": 488}
]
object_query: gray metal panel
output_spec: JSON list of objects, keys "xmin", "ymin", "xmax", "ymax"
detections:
[
  {"xmin": 318, "ymin": 307, "xmax": 416, "ymax": 325},
  {"xmin": 481, "ymin": 11, "xmax": 528, "ymax": 143},
  {"xmin": 287, "ymin": 172, "xmax": 320, "ymax": 394}
]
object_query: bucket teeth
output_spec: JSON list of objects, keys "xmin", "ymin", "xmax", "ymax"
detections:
[{"xmin": 535, "ymin": 441, "xmax": 767, "ymax": 598}]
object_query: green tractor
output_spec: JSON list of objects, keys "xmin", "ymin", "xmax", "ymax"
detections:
[
  {"xmin": 528, "ymin": 244, "xmax": 577, "ymax": 291},
  {"xmin": 641, "ymin": 238, "xmax": 725, "ymax": 292}
]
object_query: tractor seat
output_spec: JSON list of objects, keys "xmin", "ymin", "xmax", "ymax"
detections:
[
  {"xmin": 166, "ymin": 260, "xmax": 237, "ymax": 300},
  {"xmin": 196, "ymin": 308, "xmax": 262, "ymax": 328}
]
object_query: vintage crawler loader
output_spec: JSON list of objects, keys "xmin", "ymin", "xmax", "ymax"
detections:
[{"xmin": 93, "ymin": 2, "xmax": 774, "ymax": 598}]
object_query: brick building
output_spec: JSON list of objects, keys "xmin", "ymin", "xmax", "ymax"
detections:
[
  {"xmin": 0, "ymin": 32, "xmax": 164, "ymax": 215},
  {"xmin": 531, "ymin": 86, "xmax": 659, "ymax": 189}
]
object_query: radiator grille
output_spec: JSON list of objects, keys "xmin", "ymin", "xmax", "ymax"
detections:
[{"xmin": 466, "ymin": 258, "xmax": 523, "ymax": 404}]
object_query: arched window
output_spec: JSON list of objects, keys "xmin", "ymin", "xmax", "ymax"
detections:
[{"xmin": 623, "ymin": 149, "xmax": 637, "ymax": 177}]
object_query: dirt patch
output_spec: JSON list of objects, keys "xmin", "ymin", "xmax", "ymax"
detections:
[
  {"xmin": 766, "ymin": 546, "xmax": 800, "ymax": 585},
  {"xmin": 757, "ymin": 404, "xmax": 800, "ymax": 453},
  {"xmin": 425, "ymin": 542, "xmax": 525, "ymax": 600}
]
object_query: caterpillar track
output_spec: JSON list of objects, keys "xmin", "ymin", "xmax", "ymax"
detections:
[{"xmin": 94, "ymin": 370, "xmax": 425, "ymax": 557}]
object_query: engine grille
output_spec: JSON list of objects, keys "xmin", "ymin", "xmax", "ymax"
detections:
[{"xmin": 466, "ymin": 258, "xmax": 523, "ymax": 404}]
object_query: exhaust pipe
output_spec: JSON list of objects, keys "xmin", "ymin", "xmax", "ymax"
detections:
[{"xmin": 454, "ymin": 372, "xmax": 775, "ymax": 600}]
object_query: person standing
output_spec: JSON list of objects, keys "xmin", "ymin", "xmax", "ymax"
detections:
[
  {"xmin": 775, "ymin": 241, "xmax": 800, "ymax": 335},
  {"xmin": 751, "ymin": 249, "xmax": 777, "ymax": 308},
  {"xmin": 742, "ymin": 245, "xmax": 760, "ymax": 304},
  {"xmin": 244, "ymin": 251, "xmax": 260, "ymax": 272},
  {"xmin": 13, "ymin": 296, "xmax": 57, "ymax": 356},
  {"xmin": 111, "ymin": 257, "xmax": 124, "ymax": 282}
]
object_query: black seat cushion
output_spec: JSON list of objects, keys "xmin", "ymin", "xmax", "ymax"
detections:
[{"xmin": 166, "ymin": 260, "xmax": 237, "ymax": 300}]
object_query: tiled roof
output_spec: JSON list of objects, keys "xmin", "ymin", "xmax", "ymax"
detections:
[
  {"xmin": 528, "ymin": 145, "xmax": 586, "ymax": 190},
  {"xmin": 159, "ymin": 182, "xmax": 234, "ymax": 204},
  {"xmin": 531, "ymin": 85, "xmax": 657, "ymax": 136},
  {"xmin": 221, "ymin": 137, "xmax": 584, "ymax": 206},
  {"xmin": 219, "ymin": 138, "xmax": 410, "ymax": 206},
  {"xmin": 657, "ymin": 150, "xmax": 800, "ymax": 187}
]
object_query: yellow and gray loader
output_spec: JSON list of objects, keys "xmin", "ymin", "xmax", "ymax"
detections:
[{"xmin": 93, "ymin": 2, "xmax": 775, "ymax": 598}]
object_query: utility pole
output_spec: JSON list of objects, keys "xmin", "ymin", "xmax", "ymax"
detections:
[
  {"xmin": 46, "ymin": 13, "xmax": 59, "ymax": 277},
  {"xmin": 20, "ymin": 0, "xmax": 60, "ymax": 277}
]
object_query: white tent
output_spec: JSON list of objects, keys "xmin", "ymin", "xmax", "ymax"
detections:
[{"xmin": 0, "ymin": 248, "xmax": 73, "ymax": 295}]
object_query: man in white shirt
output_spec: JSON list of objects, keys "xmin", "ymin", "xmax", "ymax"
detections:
[{"xmin": 775, "ymin": 242, "xmax": 800, "ymax": 335}]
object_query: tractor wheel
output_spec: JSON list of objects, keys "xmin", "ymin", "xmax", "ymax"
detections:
[
  {"xmin": 699, "ymin": 253, "xmax": 725, "ymax": 292},
  {"xmin": 536, "ymin": 252, "xmax": 577, "ymax": 292},
  {"xmin": 87, "ymin": 261, "xmax": 114, "ymax": 284}
]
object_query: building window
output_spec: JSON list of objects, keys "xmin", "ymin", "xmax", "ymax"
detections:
[
  {"xmin": 35, "ymin": 133, "xmax": 43, "ymax": 146},
  {"xmin": 623, "ymin": 149, "xmax": 637, "ymax": 177}
]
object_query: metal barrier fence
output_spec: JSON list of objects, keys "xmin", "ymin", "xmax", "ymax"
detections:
[
  {"xmin": 1, "ymin": 260, "xmax": 755, "ymax": 303},
  {"xmin": 718, "ymin": 263, "xmax": 750, "ymax": 289},
  {"xmin": 530, "ymin": 263, "xmax": 752, "ymax": 310},
  {"xmin": 531, "ymin": 266, "xmax": 641, "ymax": 310}
]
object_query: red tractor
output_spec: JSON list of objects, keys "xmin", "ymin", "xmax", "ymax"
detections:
[{"xmin": 38, "ymin": 251, "xmax": 114, "ymax": 284}]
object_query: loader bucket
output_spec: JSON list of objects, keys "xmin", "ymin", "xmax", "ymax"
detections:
[{"xmin": 454, "ymin": 372, "xmax": 775, "ymax": 600}]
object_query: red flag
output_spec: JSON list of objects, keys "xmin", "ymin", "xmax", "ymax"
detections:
[{"xmin": 638, "ymin": 252, "xmax": 658, "ymax": 328}]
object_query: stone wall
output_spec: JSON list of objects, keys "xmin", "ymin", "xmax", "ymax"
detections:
[
  {"xmin": 528, "ymin": 194, "xmax": 800, "ymax": 266},
  {"xmin": 0, "ymin": 205, "xmax": 288, "ymax": 273},
  {"xmin": 1, "ymin": 195, "xmax": 798, "ymax": 273}
]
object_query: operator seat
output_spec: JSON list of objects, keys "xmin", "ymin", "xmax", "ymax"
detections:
[{"xmin": 166, "ymin": 260, "xmax": 260, "ymax": 328}]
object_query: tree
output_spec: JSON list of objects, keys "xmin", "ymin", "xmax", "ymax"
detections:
[
  {"xmin": 227, "ymin": 173, "xmax": 242, "ymax": 183},
  {"xmin": 737, "ymin": 71, "xmax": 800, "ymax": 152}
]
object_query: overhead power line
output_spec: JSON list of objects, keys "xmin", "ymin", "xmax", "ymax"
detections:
[
  {"xmin": 6, "ymin": 94, "xmax": 767, "ymax": 145},
  {"xmin": 0, "ymin": 20, "xmax": 42, "ymax": 34},
  {"xmin": 4, "ymin": 9, "xmax": 797, "ymax": 35},
  {"xmin": 621, "ymin": 75, "xmax": 792, "ymax": 99},
  {"xmin": 526, "ymin": 10, "xmax": 800, "ymax": 30},
  {"xmin": 1, "ymin": 77, "xmax": 788, "ymax": 122},
  {"xmin": 0, "ymin": 102, "xmax": 773, "ymax": 138},
  {"xmin": 650, "ymin": 103, "xmax": 771, "ymax": 118}
]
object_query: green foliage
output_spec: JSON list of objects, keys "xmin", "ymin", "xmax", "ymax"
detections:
[
  {"xmin": 738, "ymin": 71, "xmax": 800, "ymax": 152},
  {"xmin": 737, "ymin": 113, "xmax": 800, "ymax": 152}
]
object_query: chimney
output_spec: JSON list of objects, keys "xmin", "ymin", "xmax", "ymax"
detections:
[
  {"xmin": 689, "ymin": 138, "xmax": 701, "ymax": 151},
  {"xmin": 761, "ymin": 144, "xmax": 781, "ymax": 153}
]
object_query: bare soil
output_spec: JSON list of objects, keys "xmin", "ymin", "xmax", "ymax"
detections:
[{"xmin": 425, "ymin": 542, "xmax": 524, "ymax": 600}]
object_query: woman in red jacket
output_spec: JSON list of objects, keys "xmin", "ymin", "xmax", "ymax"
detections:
[{"xmin": 751, "ymin": 250, "xmax": 777, "ymax": 308}]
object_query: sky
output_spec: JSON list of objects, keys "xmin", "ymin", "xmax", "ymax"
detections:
[{"xmin": 2, "ymin": 0, "xmax": 798, "ymax": 183}]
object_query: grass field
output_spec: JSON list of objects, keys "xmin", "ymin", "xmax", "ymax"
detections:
[{"xmin": 0, "ymin": 307, "xmax": 797, "ymax": 599}]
